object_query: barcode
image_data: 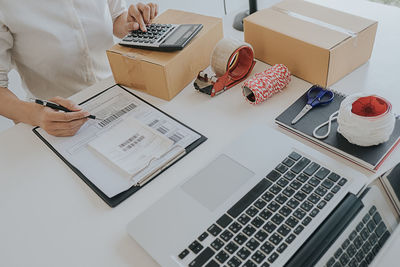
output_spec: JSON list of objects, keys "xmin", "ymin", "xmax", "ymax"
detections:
[
  {"xmin": 157, "ymin": 125, "xmax": 169, "ymax": 135},
  {"xmin": 169, "ymin": 132, "xmax": 184, "ymax": 143},
  {"xmin": 148, "ymin": 119, "xmax": 159, "ymax": 127},
  {"xmin": 98, "ymin": 103, "xmax": 137, "ymax": 127}
]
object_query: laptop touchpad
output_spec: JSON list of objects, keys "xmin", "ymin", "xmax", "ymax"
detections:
[{"xmin": 181, "ymin": 154, "xmax": 254, "ymax": 212}]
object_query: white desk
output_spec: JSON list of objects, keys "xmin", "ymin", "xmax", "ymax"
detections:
[{"xmin": 1, "ymin": 0, "xmax": 400, "ymax": 266}]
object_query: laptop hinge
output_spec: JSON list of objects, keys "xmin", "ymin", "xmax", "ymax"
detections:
[{"xmin": 284, "ymin": 193, "xmax": 363, "ymax": 267}]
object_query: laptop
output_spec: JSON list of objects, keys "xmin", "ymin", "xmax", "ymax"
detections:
[{"xmin": 127, "ymin": 123, "xmax": 399, "ymax": 267}]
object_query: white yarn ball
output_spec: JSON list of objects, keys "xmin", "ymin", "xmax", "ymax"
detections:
[{"xmin": 337, "ymin": 93, "xmax": 396, "ymax": 146}]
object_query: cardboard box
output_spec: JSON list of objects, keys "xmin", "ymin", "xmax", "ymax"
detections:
[
  {"xmin": 106, "ymin": 10, "xmax": 223, "ymax": 100},
  {"xmin": 244, "ymin": 0, "xmax": 378, "ymax": 87}
]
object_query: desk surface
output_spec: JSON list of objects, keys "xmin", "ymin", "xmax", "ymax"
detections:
[{"xmin": 1, "ymin": 0, "xmax": 400, "ymax": 266}]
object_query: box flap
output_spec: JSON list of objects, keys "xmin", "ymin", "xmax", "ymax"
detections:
[
  {"xmin": 245, "ymin": 0, "xmax": 376, "ymax": 50},
  {"xmin": 107, "ymin": 9, "xmax": 222, "ymax": 66}
]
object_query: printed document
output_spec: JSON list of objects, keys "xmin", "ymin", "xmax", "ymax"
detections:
[{"xmin": 36, "ymin": 85, "xmax": 200, "ymax": 197}]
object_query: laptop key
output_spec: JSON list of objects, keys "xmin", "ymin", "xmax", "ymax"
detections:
[
  {"xmin": 282, "ymin": 157, "xmax": 295, "ymax": 167},
  {"xmin": 297, "ymin": 173, "xmax": 309, "ymax": 183},
  {"xmin": 328, "ymin": 172, "xmax": 341, "ymax": 181},
  {"xmin": 246, "ymin": 206, "xmax": 259, "ymax": 217},
  {"xmin": 290, "ymin": 157, "xmax": 310, "ymax": 174},
  {"xmin": 290, "ymin": 180, "xmax": 302, "ymax": 190},
  {"xmin": 331, "ymin": 185, "xmax": 341, "ymax": 193},
  {"xmin": 227, "ymin": 256, "xmax": 242, "ymax": 267},
  {"xmin": 216, "ymin": 214, "xmax": 233, "ymax": 228},
  {"xmin": 238, "ymin": 214, "xmax": 251, "ymax": 225},
  {"xmin": 378, "ymin": 230, "xmax": 390, "ymax": 247},
  {"xmin": 220, "ymin": 230, "xmax": 234, "ymax": 242},
  {"xmin": 277, "ymin": 224, "xmax": 291, "ymax": 237},
  {"xmin": 229, "ymin": 222, "xmax": 242, "ymax": 233},
  {"xmin": 251, "ymin": 216, "xmax": 265, "ymax": 228},
  {"xmin": 259, "ymin": 209, "xmax": 273, "ymax": 220},
  {"xmin": 338, "ymin": 177, "xmax": 348, "ymax": 186},
  {"xmin": 315, "ymin": 186, "xmax": 327, "ymax": 196},
  {"xmin": 275, "ymin": 164, "xmax": 288, "ymax": 174},
  {"xmin": 308, "ymin": 177, "xmax": 320, "ymax": 187},
  {"xmin": 268, "ymin": 252, "xmax": 279, "ymax": 263},
  {"xmin": 375, "ymin": 222, "xmax": 387, "ymax": 237},
  {"xmin": 208, "ymin": 224, "xmax": 222, "ymax": 236},
  {"xmin": 326, "ymin": 257, "xmax": 335, "ymax": 267},
  {"xmin": 347, "ymin": 244, "xmax": 356, "ymax": 257},
  {"xmin": 267, "ymin": 201, "xmax": 280, "ymax": 212},
  {"xmin": 271, "ymin": 213, "xmax": 284, "ymax": 225},
  {"xmin": 372, "ymin": 212, "xmax": 382, "ymax": 225},
  {"xmin": 324, "ymin": 192, "xmax": 334, "ymax": 201},
  {"xmin": 315, "ymin": 167, "xmax": 330, "ymax": 179},
  {"xmin": 286, "ymin": 233, "xmax": 296, "ymax": 244},
  {"xmin": 287, "ymin": 199, "xmax": 300, "ymax": 209},
  {"xmin": 308, "ymin": 193, "xmax": 321, "ymax": 204},
  {"xmin": 354, "ymin": 236, "xmax": 363, "ymax": 247},
  {"xmin": 198, "ymin": 232, "xmax": 209, "ymax": 242},
  {"xmin": 310, "ymin": 208, "xmax": 319, "ymax": 217},
  {"xmin": 293, "ymin": 208, "xmax": 306, "ymax": 220},
  {"xmin": 225, "ymin": 241, "xmax": 239, "ymax": 254},
  {"xmin": 246, "ymin": 238, "xmax": 260, "ymax": 251},
  {"xmin": 211, "ymin": 238, "xmax": 224, "ymax": 251},
  {"xmin": 215, "ymin": 250, "xmax": 230, "ymax": 263},
  {"xmin": 178, "ymin": 249, "xmax": 189, "ymax": 259},
  {"xmin": 269, "ymin": 233, "xmax": 283, "ymax": 245},
  {"xmin": 303, "ymin": 162, "xmax": 320, "ymax": 176},
  {"xmin": 334, "ymin": 247, "xmax": 343, "ymax": 259},
  {"xmin": 263, "ymin": 221, "xmax": 277, "ymax": 233},
  {"xmin": 262, "ymin": 192, "xmax": 275, "ymax": 202},
  {"xmin": 302, "ymin": 216, "xmax": 312, "ymax": 226},
  {"xmin": 294, "ymin": 191, "xmax": 307, "ymax": 201},
  {"xmin": 284, "ymin": 171, "xmax": 296, "ymax": 180},
  {"xmin": 294, "ymin": 225, "xmax": 304, "ymax": 235},
  {"xmin": 277, "ymin": 242, "xmax": 288, "ymax": 253},
  {"xmin": 369, "ymin": 206, "xmax": 377, "ymax": 215},
  {"xmin": 269, "ymin": 184, "xmax": 282, "ymax": 195},
  {"xmin": 237, "ymin": 247, "xmax": 251, "ymax": 260},
  {"xmin": 234, "ymin": 233, "xmax": 248, "ymax": 245},
  {"xmin": 251, "ymin": 250, "xmax": 266, "ymax": 263},
  {"xmin": 285, "ymin": 216, "xmax": 299, "ymax": 228},
  {"xmin": 277, "ymin": 178, "xmax": 289, "ymax": 188},
  {"xmin": 279, "ymin": 205, "xmax": 292, "ymax": 217},
  {"xmin": 289, "ymin": 151, "xmax": 302, "ymax": 161},
  {"xmin": 300, "ymin": 200, "xmax": 313, "ymax": 212},
  {"xmin": 189, "ymin": 240, "xmax": 203, "ymax": 254},
  {"xmin": 254, "ymin": 229, "xmax": 268, "ymax": 242},
  {"xmin": 227, "ymin": 179, "xmax": 272, "ymax": 218},
  {"xmin": 243, "ymin": 225, "xmax": 257, "ymax": 237},
  {"xmin": 266, "ymin": 170, "xmax": 281, "ymax": 182},
  {"xmin": 282, "ymin": 187, "xmax": 296, "ymax": 197},
  {"xmin": 321, "ymin": 179, "xmax": 334, "ymax": 189},
  {"xmin": 261, "ymin": 241, "xmax": 275, "ymax": 254},
  {"xmin": 254, "ymin": 199, "xmax": 267, "ymax": 209},
  {"xmin": 189, "ymin": 247, "xmax": 215, "ymax": 267}
]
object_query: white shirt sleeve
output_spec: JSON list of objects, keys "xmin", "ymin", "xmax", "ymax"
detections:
[
  {"xmin": 0, "ymin": 16, "xmax": 13, "ymax": 88},
  {"xmin": 108, "ymin": 0, "xmax": 128, "ymax": 23}
]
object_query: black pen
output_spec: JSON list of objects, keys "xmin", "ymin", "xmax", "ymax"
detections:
[{"xmin": 31, "ymin": 98, "xmax": 100, "ymax": 120}]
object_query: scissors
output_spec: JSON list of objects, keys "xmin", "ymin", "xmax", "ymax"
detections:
[{"xmin": 291, "ymin": 85, "xmax": 334, "ymax": 124}]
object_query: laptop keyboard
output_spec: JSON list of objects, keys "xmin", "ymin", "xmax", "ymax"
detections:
[
  {"xmin": 178, "ymin": 151, "xmax": 349, "ymax": 267},
  {"xmin": 325, "ymin": 206, "xmax": 391, "ymax": 267}
]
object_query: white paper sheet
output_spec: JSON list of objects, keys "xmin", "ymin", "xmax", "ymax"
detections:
[{"xmin": 36, "ymin": 85, "xmax": 201, "ymax": 197}]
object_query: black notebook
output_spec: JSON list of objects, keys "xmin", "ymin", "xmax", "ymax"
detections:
[
  {"xmin": 33, "ymin": 85, "xmax": 207, "ymax": 207},
  {"xmin": 275, "ymin": 87, "xmax": 400, "ymax": 172}
]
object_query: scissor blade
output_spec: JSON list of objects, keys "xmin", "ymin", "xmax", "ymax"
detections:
[{"xmin": 291, "ymin": 104, "xmax": 312, "ymax": 124}]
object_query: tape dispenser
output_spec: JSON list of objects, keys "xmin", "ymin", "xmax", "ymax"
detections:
[{"xmin": 194, "ymin": 38, "xmax": 256, "ymax": 97}]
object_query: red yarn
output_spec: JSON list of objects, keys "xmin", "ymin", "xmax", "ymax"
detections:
[{"xmin": 351, "ymin": 96, "xmax": 388, "ymax": 117}]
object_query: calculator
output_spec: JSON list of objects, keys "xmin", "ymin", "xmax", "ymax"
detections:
[{"xmin": 119, "ymin": 23, "xmax": 203, "ymax": 52}]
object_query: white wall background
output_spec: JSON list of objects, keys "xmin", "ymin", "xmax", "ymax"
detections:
[{"xmin": 0, "ymin": 0, "xmax": 246, "ymax": 133}]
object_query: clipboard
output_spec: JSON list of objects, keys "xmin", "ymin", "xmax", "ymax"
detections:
[{"xmin": 32, "ymin": 84, "xmax": 207, "ymax": 207}]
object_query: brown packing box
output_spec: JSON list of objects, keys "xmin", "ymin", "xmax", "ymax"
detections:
[
  {"xmin": 244, "ymin": 0, "xmax": 378, "ymax": 87},
  {"xmin": 107, "ymin": 10, "xmax": 223, "ymax": 100}
]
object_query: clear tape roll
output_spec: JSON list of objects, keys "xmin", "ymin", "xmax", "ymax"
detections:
[{"xmin": 211, "ymin": 38, "xmax": 253, "ymax": 77}]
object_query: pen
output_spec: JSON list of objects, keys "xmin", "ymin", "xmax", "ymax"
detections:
[{"xmin": 31, "ymin": 98, "xmax": 100, "ymax": 120}]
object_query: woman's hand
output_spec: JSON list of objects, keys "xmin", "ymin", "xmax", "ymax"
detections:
[
  {"xmin": 36, "ymin": 96, "xmax": 89, "ymax": 137},
  {"xmin": 113, "ymin": 2, "xmax": 159, "ymax": 38}
]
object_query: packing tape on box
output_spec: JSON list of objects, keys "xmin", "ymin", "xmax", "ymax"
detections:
[
  {"xmin": 194, "ymin": 38, "xmax": 255, "ymax": 97},
  {"xmin": 242, "ymin": 64, "xmax": 291, "ymax": 105},
  {"xmin": 272, "ymin": 6, "xmax": 357, "ymax": 37}
]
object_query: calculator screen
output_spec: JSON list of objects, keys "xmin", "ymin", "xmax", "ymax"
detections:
[{"xmin": 163, "ymin": 25, "xmax": 192, "ymax": 45}]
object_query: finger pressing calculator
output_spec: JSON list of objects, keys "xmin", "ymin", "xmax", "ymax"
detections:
[{"xmin": 119, "ymin": 23, "xmax": 203, "ymax": 52}]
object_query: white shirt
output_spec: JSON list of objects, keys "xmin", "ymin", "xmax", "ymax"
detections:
[{"xmin": 0, "ymin": 0, "xmax": 126, "ymax": 99}]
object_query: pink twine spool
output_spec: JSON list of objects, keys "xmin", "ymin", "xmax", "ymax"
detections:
[{"xmin": 242, "ymin": 64, "xmax": 291, "ymax": 105}]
